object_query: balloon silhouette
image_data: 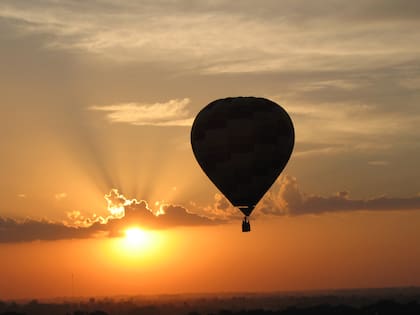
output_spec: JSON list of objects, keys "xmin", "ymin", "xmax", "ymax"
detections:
[{"xmin": 191, "ymin": 97, "xmax": 294, "ymax": 232}]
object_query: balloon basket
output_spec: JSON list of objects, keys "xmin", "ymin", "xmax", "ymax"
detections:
[{"xmin": 242, "ymin": 216, "xmax": 251, "ymax": 232}]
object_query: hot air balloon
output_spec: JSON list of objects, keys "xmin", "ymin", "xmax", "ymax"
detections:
[{"xmin": 191, "ymin": 97, "xmax": 294, "ymax": 232}]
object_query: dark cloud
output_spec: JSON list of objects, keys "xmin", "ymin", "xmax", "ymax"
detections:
[
  {"xmin": 184, "ymin": 0, "xmax": 420, "ymax": 24},
  {"xmin": 0, "ymin": 190, "xmax": 221, "ymax": 243},
  {"xmin": 215, "ymin": 194, "xmax": 231, "ymax": 211},
  {"xmin": 0, "ymin": 217, "xmax": 101, "ymax": 243},
  {"xmin": 154, "ymin": 204, "xmax": 217, "ymax": 227},
  {"xmin": 258, "ymin": 176, "xmax": 420, "ymax": 216}
]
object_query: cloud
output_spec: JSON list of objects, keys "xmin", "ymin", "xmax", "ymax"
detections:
[
  {"xmin": 148, "ymin": 204, "xmax": 218, "ymax": 227},
  {"xmin": 102, "ymin": 189, "xmax": 222, "ymax": 229},
  {"xmin": 201, "ymin": 193, "xmax": 242, "ymax": 221},
  {"xmin": 2, "ymin": 179, "xmax": 420, "ymax": 243},
  {"xmin": 2, "ymin": 1, "xmax": 420, "ymax": 154},
  {"xmin": 0, "ymin": 217, "xmax": 100, "ymax": 243},
  {"xmin": 1, "ymin": 0, "xmax": 420, "ymax": 74},
  {"xmin": 0, "ymin": 189, "xmax": 220, "ymax": 243},
  {"xmin": 278, "ymin": 94, "xmax": 420, "ymax": 160},
  {"xmin": 89, "ymin": 98, "xmax": 193, "ymax": 126},
  {"xmin": 258, "ymin": 176, "xmax": 420, "ymax": 216}
]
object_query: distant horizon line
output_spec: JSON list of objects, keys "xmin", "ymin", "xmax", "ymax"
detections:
[{"xmin": 4, "ymin": 285, "xmax": 420, "ymax": 303}]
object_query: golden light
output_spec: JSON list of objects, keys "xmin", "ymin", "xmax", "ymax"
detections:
[
  {"xmin": 124, "ymin": 227, "xmax": 149, "ymax": 247},
  {"xmin": 153, "ymin": 201, "xmax": 166, "ymax": 216},
  {"xmin": 107, "ymin": 227, "xmax": 168, "ymax": 265},
  {"xmin": 108, "ymin": 205, "xmax": 125, "ymax": 218}
]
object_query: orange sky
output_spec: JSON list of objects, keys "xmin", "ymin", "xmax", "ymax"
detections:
[
  {"xmin": 1, "ymin": 0, "xmax": 420, "ymax": 300},
  {"xmin": 2, "ymin": 211, "xmax": 420, "ymax": 300}
]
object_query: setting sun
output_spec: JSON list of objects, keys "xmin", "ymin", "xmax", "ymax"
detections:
[
  {"xmin": 108, "ymin": 227, "xmax": 167, "ymax": 264},
  {"xmin": 124, "ymin": 227, "xmax": 149, "ymax": 247}
]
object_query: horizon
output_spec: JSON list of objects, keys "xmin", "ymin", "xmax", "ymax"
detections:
[
  {"xmin": 2, "ymin": 287, "xmax": 420, "ymax": 315},
  {"xmin": 6, "ymin": 285, "xmax": 420, "ymax": 303}
]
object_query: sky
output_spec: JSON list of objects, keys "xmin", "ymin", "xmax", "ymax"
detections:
[{"xmin": 1, "ymin": 0, "xmax": 420, "ymax": 300}]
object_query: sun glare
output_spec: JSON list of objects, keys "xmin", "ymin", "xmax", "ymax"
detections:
[
  {"xmin": 125, "ymin": 227, "xmax": 148, "ymax": 246},
  {"xmin": 109, "ymin": 227, "xmax": 166, "ymax": 263}
]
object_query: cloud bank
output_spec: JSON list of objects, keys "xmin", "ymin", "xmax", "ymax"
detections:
[
  {"xmin": 0, "ymin": 189, "xmax": 219, "ymax": 243},
  {"xmin": 1, "ymin": 178, "xmax": 420, "ymax": 243},
  {"xmin": 258, "ymin": 176, "xmax": 420, "ymax": 216}
]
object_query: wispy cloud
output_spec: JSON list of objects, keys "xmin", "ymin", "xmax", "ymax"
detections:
[
  {"xmin": 1, "ymin": 1, "xmax": 420, "ymax": 73},
  {"xmin": 2, "ymin": 1, "xmax": 419, "ymax": 153},
  {"xmin": 280, "ymin": 97, "xmax": 420, "ymax": 158},
  {"xmin": 89, "ymin": 98, "xmax": 193, "ymax": 126}
]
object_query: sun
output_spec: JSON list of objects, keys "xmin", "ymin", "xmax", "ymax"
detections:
[
  {"xmin": 124, "ymin": 227, "xmax": 149, "ymax": 247},
  {"xmin": 110, "ymin": 226, "xmax": 164, "ymax": 260}
]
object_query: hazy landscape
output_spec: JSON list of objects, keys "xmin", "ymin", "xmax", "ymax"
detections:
[{"xmin": 2, "ymin": 288, "xmax": 420, "ymax": 315}]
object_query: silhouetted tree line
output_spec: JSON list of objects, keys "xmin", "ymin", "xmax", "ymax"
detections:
[
  {"xmin": 205, "ymin": 300, "xmax": 420, "ymax": 315},
  {"xmin": 0, "ymin": 312, "xmax": 109, "ymax": 315},
  {"xmin": 2, "ymin": 299, "xmax": 420, "ymax": 315},
  {"xmin": 0, "ymin": 299, "xmax": 112, "ymax": 315},
  {"xmin": 4, "ymin": 295, "xmax": 420, "ymax": 315}
]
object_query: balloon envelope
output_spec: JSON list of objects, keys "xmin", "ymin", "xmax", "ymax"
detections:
[{"xmin": 191, "ymin": 97, "xmax": 294, "ymax": 216}]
